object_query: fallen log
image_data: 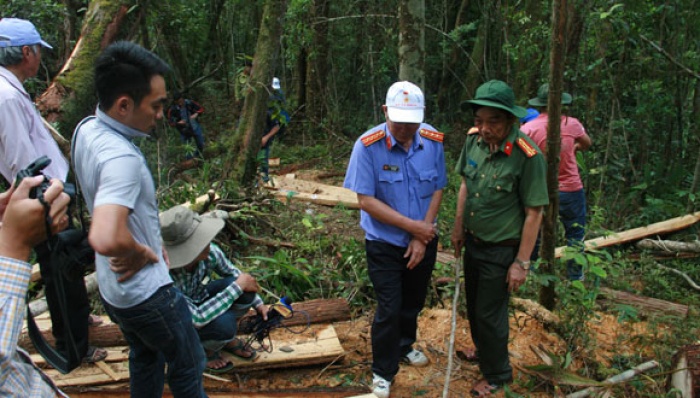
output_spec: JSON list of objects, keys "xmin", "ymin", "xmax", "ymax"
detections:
[
  {"xmin": 20, "ymin": 298, "xmax": 351, "ymax": 351},
  {"xmin": 597, "ymin": 287, "xmax": 689, "ymax": 318},
  {"xmin": 636, "ymin": 238, "xmax": 700, "ymax": 253}
]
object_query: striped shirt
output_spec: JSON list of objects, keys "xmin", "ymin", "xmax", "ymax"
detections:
[
  {"xmin": 170, "ymin": 243, "xmax": 263, "ymax": 328},
  {"xmin": 0, "ymin": 256, "xmax": 66, "ymax": 397}
]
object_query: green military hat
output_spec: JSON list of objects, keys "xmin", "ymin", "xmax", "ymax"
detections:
[
  {"xmin": 463, "ymin": 80, "xmax": 527, "ymax": 119},
  {"xmin": 528, "ymin": 83, "xmax": 572, "ymax": 106}
]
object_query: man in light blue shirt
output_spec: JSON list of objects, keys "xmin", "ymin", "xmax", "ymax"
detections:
[
  {"xmin": 344, "ymin": 81, "xmax": 447, "ymax": 398},
  {"xmin": 73, "ymin": 41, "xmax": 207, "ymax": 398}
]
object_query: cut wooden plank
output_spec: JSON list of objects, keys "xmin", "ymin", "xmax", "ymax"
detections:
[
  {"xmin": 264, "ymin": 177, "xmax": 359, "ymax": 209},
  {"xmin": 68, "ymin": 390, "xmax": 371, "ymax": 397},
  {"xmin": 434, "ymin": 212, "xmax": 700, "ymax": 263},
  {"xmin": 222, "ymin": 324, "xmax": 345, "ymax": 372},
  {"xmin": 45, "ymin": 361, "xmax": 131, "ymax": 387},
  {"xmin": 555, "ymin": 211, "xmax": 700, "ymax": 258},
  {"xmin": 31, "ymin": 346, "xmax": 129, "ymax": 366},
  {"xmin": 598, "ymin": 287, "xmax": 689, "ymax": 318},
  {"xmin": 48, "ymin": 324, "xmax": 345, "ymax": 388}
]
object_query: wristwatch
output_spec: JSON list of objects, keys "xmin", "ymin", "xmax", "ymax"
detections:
[{"xmin": 514, "ymin": 258, "xmax": 531, "ymax": 271}]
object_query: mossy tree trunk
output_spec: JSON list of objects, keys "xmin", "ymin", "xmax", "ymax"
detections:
[
  {"xmin": 37, "ymin": 0, "xmax": 136, "ymax": 137},
  {"xmin": 398, "ymin": 0, "xmax": 425, "ymax": 90},
  {"xmin": 538, "ymin": 0, "xmax": 567, "ymax": 311},
  {"xmin": 224, "ymin": 0, "xmax": 288, "ymax": 186}
]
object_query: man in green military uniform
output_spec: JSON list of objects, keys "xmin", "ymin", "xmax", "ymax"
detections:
[{"xmin": 451, "ymin": 80, "xmax": 548, "ymax": 397}]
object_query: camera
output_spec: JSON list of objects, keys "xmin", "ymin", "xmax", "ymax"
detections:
[
  {"xmin": 15, "ymin": 156, "xmax": 77, "ymax": 203},
  {"xmin": 15, "ymin": 156, "xmax": 52, "ymax": 200}
]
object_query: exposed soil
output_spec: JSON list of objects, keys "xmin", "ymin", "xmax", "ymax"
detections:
[{"xmin": 198, "ymin": 304, "xmax": 652, "ymax": 397}]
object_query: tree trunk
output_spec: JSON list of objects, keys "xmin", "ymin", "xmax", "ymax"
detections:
[
  {"xmin": 435, "ymin": 0, "xmax": 470, "ymax": 112},
  {"xmin": 20, "ymin": 298, "xmax": 350, "ymax": 352},
  {"xmin": 597, "ymin": 287, "xmax": 689, "ymax": 318},
  {"xmin": 305, "ymin": 0, "xmax": 330, "ymax": 125},
  {"xmin": 225, "ymin": 0, "xmax": 288, "ymax": 186},
  {"xmin": 397, "ymin": 0, "xmax": 425, "ymax": 89},
  {"xmin": 36, "ymin": 1, "xmax": 135, "ymax": 133},
  {"xmin": 538, "ymin": 0, "xmax": 567, "ymax": 311},
  {"xmin": 688, "ymin": 78, "xmax": 700, "ymax": 213}
]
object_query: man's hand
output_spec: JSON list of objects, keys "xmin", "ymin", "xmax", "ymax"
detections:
[
  {"xmin": 235, "ymin": 273, "xmax": 259, "ymax": 293},
  {"xmin": 261, "ymin": 136, "xmax": 269, "ymax": 147},
  {"xmin": 404, "ymin": 239, "xmax": 426, "ymax": 270},
  {"xmin": 411, "ymin": 220, "xmax": 436, "ymax": 245},
  {"xmin": 506, "ymin": 262, "xmax": 528, "ymax": 292},
  {"xmin": 450, "ymin": 228, "xmax": 465, "ymax": 259},
  {"xmin": 255, "ymin": 303, "xmax": 269, "ymax": 321},
  {"xmin": 109, "ymin": 243, "xmax": 159, "ymax": 282},
  {"xmin": 0, "ymin": 177, "xmax": 70, "ymax": 260}
]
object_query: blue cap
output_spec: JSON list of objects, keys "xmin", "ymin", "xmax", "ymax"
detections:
[
  {"xmin": 520, "ymin": 108, "xmax": 539, "ymax": 124},
  {"xmin": 0, "ymin": 18, "xmax": 53, "ymax": 49}
]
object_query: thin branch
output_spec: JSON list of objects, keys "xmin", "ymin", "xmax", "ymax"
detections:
[
  {"xmin": 442, "ymin": 260, "xmax": 461, "ymax": 398},
  {"xmin": 640, "ymin": 35, "xmax": 700, "ymax": 80},
  {"xmin": 654, "ymin": 261, "xmax": 700, "ymax": 291}
]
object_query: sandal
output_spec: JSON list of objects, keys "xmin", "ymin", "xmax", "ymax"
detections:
[
  {"xmin": 88, "ymin": 314, "xmax": 104, "ymax": 327},
  {"xmin": 222, "ymin": 338, "xmax": 257, "ymax": 361},
  {"xmin": 470, "ymin": 379, "xmax": 502, "ymax": 397},
  {"xmin": 205, "ymin": 351, "xmax": 234, "ymax": 374},
  {"xmin": 83, "ymin": 346, "xmax": 108, "ymax": 363},
  {"xmin": 457, "ymin": 348, "xmax": 479, "ymax": 362}
]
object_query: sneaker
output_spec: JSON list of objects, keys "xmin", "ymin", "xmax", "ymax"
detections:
[
  {"xmin": 372, "ymin": 373, "xmax": 391, "ymax": 398},
  {"xmin": 400, "ymin": 348, "xmax": 429, "ymax": 367}
]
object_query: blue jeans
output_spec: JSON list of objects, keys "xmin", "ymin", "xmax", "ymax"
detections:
[
  {"xmin": 366, "ymin": 238, "xmax": 436, "ymax": 381},
  {"xmin": 559, "ymin": 189, "xmax": 587, "ymax": 280},
  {"xmin": 181, "ymin": 120, "xmax": 205, "ymax": 159},
  {"xmin": 531, "ymin": 189, "xmax": 587, "ymax": 280},
  {"xmin": 102, "ymin": 284, "xmax": 207, "ymax": 398},
  {"xmin": 197, "ymin": 276, "xmax": 257, "ymax": 354}
]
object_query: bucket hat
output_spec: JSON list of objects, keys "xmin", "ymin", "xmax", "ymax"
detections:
[
  {"xmin": 160, "ymin": 206, "xmax": 224, "ymax": 269},
  {"xmin": 464, "ymin": 80, "xmax": 527, "ymax": 119},
  {"xmin": 528, "ymin": 83, "xmax": 572, "ymax": 106},
  {"xmin": 385, "ymin": 81, "xmax": 425, "ymax": 124},
  {"xmin": 0, "ymin": 18, "xmax": 53, "ymax": 49}
]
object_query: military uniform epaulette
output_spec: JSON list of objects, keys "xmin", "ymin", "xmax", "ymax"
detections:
[
  {"xmin": 516, "ymin": 137, "xmax": 538, "ymax": 158},
  {"xmin": 361, "ymin": 130, "xmax": 386, "ymax": 146},
  {"xmin": 420, "ymin": 128, "xmax": 444, "ymax": 143},
  {"xmin": 467, "ymin": 127, "xmax": 479, "ymax": 135}
]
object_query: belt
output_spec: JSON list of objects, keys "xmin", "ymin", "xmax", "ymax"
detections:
[{"xmin": 466, "ymin": 233, "xmax": 520, "ymax": 248}]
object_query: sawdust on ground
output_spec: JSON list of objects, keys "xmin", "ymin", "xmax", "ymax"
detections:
[{"xmin": 201, "ymin": 304, "xmax": 648, "ymax": 397}]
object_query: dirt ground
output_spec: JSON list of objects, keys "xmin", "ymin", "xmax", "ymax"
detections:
[{"xmin": 198, "ymin": 303, "xmax": 651, "ymax": 398}]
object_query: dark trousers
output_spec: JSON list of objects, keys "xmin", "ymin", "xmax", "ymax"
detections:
[
  {"xmin": 197, "ymin": 276, "xmax": 258, "ymax": 354},
  {"xmin": 35, "ymin": 238, "xmax": 90, "ymax": 358},
  {"xmin": 463, "ymin": 235, "xmax": 516, "ymax": 385},
  {"xmin": 366, "ymin": 238, "xmax": 437, "ymax": 381},
  {"xmin": 102, "ymin": 284, "xmax": 206, "ymax": 398}
]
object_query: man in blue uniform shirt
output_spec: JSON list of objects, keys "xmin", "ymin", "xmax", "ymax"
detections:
[{"xmin": 344, "ymin": 81, "xmax": 447, "ymax": 398}]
